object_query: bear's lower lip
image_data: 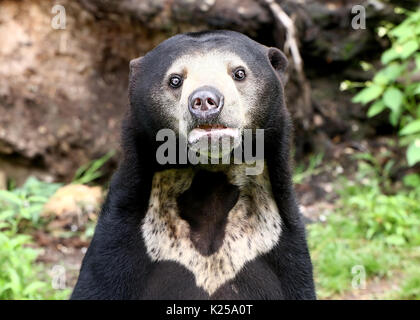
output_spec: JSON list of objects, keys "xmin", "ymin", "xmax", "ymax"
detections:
[{"xmin": 188, "ymin": 127, "xmax": 240, "ymax": 146}]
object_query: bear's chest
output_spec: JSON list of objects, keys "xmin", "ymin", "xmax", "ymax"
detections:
[{"xmin": 141, "ymin": 166, "xmax": 282, "ymax": 295}]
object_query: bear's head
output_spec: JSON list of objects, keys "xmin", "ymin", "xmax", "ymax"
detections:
[{"xmin": 128, "ymin": 30, "xmax": 288, "ymax": 164}]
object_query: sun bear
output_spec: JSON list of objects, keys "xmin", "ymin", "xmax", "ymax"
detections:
[{"xmin": 71, "ymin": 30, "xmax": 316, "ymax": 300}]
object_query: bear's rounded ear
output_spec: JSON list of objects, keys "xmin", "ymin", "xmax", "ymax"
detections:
[
  {"xmin": 267, "ymin": 47, "xmax": 288, "ymax": 76},
  {"xmin": 129, "ymin": 56, "xmax": 143, "ymax": 80}
]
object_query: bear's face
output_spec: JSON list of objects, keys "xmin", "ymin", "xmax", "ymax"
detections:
[{"xmin": 129, "ymin": 31, "xmax": 287, "ymax": 159}]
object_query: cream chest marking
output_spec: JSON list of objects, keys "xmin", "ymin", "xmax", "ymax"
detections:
[{"xmin": 141, "ymin": 166, "xmax": 281, "ymax": 295}]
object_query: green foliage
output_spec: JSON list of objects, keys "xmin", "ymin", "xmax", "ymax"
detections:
[
  {"xmin": 0, "ymin": 177, "xmax": 62, "ymax": 231},
  {"xmin": 396, "ymin": 266, "xmax": 420, "ymax": 299},
  {"xmin": 337, "ymin": 165, "xmax": 420, "ymax": 246},
  {"xmin": 0, "ymin": 177, "xmax": 70, "ymax": 299},
  {"xmin": 0, "ymin": 231, "xmax": 43, "ymax": 299},
  {"xmin": 308, "ymin": 157, "xmax": 420, "ymax": 299},
  {"xmin": 403, "ymin": 172, "xmax": 420, "ymax": 188},
  {"xmin": 350, "ymin": 9, "xmax": 420, "ymax": 166},
  {"xmin": 72, "ymin": 151, "xmax": 115, "ymax": 185},
  {"xmin": 0, "ymin": 230, "xmax": 69, "ymax": 299},
  {"xmin": 310, "ymin": 222, "xmax": 399, "ymax": 296}
]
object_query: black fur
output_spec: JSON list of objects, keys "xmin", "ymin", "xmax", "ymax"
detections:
[
  {"xmin": 178, "ymin": 170, "xmax": 239, "ymax": 256},
  {"xmin": 71, "ymin": 30, "xmax": 316, "ymax": 300}
]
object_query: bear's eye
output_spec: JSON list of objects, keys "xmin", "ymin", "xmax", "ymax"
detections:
[
  {"xmin": 169, "ymin": 75, "xmax": 183, "ymax": 88},
  {"xmin": 233, "ymin": 68, "xmax": 246, "ymax": 81}
]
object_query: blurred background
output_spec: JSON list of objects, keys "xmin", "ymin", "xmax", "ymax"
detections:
[{"xmin": 0, "ymin": 0, "xmax": 419, "ymax": 299}]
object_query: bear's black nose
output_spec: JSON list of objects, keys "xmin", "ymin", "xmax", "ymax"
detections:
[{"xmin": 188, "ymin": 86, "xmax": 224, "ymax": 121}]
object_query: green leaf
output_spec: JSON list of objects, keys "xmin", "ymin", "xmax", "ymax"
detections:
[
  {"xmin": 72, "ymin": 151, "xmax": 115, "ymax": 185},
  {"xmin": 383, "ymin": 87, "xmax": 403, "ymax": 111},
  {"xmin": 27, "ymin": 195, "xmax": 49, "ymax": 203},
  {"xmin": 23, "ymin": 281, "xmax": 46, "ymax": 296},
  {"xmin": 373, "ymin": 63, "xmax": 404, "ymax": 85},
  {"xmin": 0, "ymin": 190, "xmax": 22, "ymax": 206},
  {"xmin": 390, "ymin": 23, "xmax": 412, "ymax": 40},
  {"xmin": 381, "ymin": 48, "xmax": 400, "ymax": 64},
  {"xmin": 383, "ymin": 87, "xmax": 403, "ymax": 125},
  {"xmin": 400, "ymin": 120, "xmax": 420, "ymax": 136},
  {"xmin": 407, "ymin": 140, "xmax": 420, "ymax": 166},
  {"xmin": 385, "ymin": 234, "xmax": 406, "ymax": 246},
  {"xmin": 352, "ymin": 84, "xmax": 384, "ymax": 105},
  {"xmin": 400, "ymin": 40, "xmax": 419, "ymax": 59},
  {"xmin": 389, "ymin": 110, "xmax": 401, "ymax": 126},
  {"xmin": 373, "ymin": 72, "xmax": 389, "ymax": 85},
  {"xmin": 403, "ymin": 173, "xmax": 420, "ymax": 188},
  {"xmin": 382, "ymin": 63, "xmax": 404, "ymax": 81},
  {"xmin": 8, "ymin": 269, "xmax": 22, "ymax": 294},
  {"xmin": 367, "ymin": 100, "xmax": 386, "ymax": 117}
]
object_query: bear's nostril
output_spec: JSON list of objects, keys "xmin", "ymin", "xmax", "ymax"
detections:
[
  {"xmin": 206, "ymin": 98, "xmax": 215, "ymax": 107},
  {"xmin": 193, "ymin": 98, "xmax": 202, "ymax": 109}
]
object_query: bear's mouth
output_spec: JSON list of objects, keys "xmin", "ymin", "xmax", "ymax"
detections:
[
  {"xmin": 196, "ymin": 124, "xmax": 227, "ymax": 131},
  {"xmin": 188, "ymin": 125, "xmax": 241, "ymax": 159},
  {"xmin": 188, "ymin": 125, "xmax": 240, "ymax": 145}
]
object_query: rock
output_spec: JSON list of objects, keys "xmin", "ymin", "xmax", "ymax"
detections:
[{"xmin": 43, "ymin": 184, "xmax": 103, "ymax": 228}]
